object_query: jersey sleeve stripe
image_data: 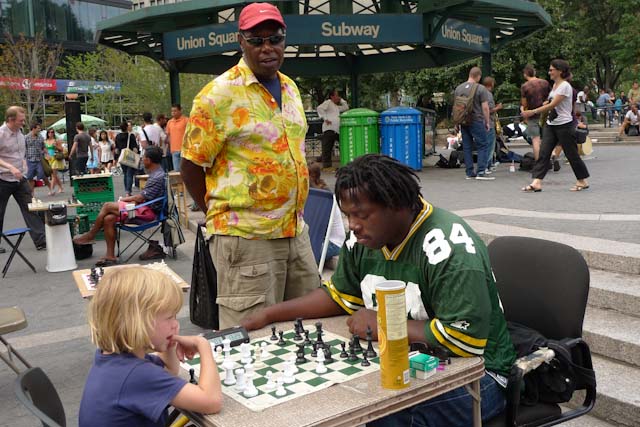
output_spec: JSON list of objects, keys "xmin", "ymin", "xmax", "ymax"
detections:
[
  {"xmin": 443, "ymin": 326, "xmax": 487, "ymax": 348},
  {"xmin": 325, "ymin": 281, "xmax": 365, "ymax": 305},
  {"xmin": 430, "ymin": 320, "xmax": 473, "ymax": 357},
  {"xmin": 433, "ymin": 319, "xmax": 484, "ymax": 356},
  {"xmin": 321, "ymin": 281, "xmax": 364, "ymax": 314}
]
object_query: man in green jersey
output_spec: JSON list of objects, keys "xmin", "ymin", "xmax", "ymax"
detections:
[{"xmin": 241, "ymin": 154, "xmax": 515, "ymax": 426}]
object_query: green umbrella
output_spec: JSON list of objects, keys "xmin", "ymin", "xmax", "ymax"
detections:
[{"xmin": 49, "ymin": 114, "xmax": 106, "ymax": 132}]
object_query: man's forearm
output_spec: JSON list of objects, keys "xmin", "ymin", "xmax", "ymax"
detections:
[
  {"xmin": 181, "ymin": 159, "xmax": 208, "ymax": 213},
  {"xmin": 262, "ymin": 288, "xmax": 344, "ymax": 324}
]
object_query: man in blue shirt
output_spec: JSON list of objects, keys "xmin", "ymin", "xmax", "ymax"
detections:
[{"xmin": 73, "ymin": 146, "xmax": 166, "ymax": 266}]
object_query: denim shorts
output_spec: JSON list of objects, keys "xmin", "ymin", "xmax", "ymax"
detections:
[
  {"xmin": 525, "ymin": 119, "xmax": 541, "ymax": 138},
  {"xmin": 26, "ymin": 160, "xmax": 45, "ymax": 180}
]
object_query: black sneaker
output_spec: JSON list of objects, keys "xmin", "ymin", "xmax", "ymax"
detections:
[{"xmin": 36, "ymin": 243, "xmax": 46, "ymax": 251}]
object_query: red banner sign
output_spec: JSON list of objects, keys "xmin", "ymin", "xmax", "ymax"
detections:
[{"xmin": 0, "ymin": 77, "xmax": 57, "ymax": 91}]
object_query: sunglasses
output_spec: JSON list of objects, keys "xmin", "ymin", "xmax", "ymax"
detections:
[{"xmin": 240, "ymin": 32, "xmax": 285, "ymax": 47}]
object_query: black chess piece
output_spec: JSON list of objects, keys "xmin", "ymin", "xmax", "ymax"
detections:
[
  {"xmin": 323, "ymin": 344, "xmax": 334, "ymax": 364},
  {"xmin": 315, "ymin": 321, "xmax": 323, "ymax": 344},
  {"xmin": 361, "ymin": 353, "xmax": 371, "ymax": 367},
  {"xmin": 99, "ymin": 267, "xmax": 104, "ymax": 277},
  {"xmin": 270, "ymin": 326, "xmax": 278, "ymax": 341},
  {"xmin": 189, "ymin": 368, "xmax": 198, "ymax": 384},
  {"xmin": 296, "ymin": 318, "xmax": 303, "ymax": 332},
  {"xmin": 352, "ymin": 334, "xmax": 363, "ymax": 353},
  {"xmin": 311, "ymin": 342, "xmax": 318, "ymax": 358},
  {"xmin": 339, "ymin": 342, "xmax": 348, "ymax": 358},
  {"xmin": 303, "ymin": 330, "xmax": 311, "ymax": 346},
  {"xmin": 347, "ymin": 341, "xmax": 359, "ymax": 362},
  {"xmin": 277, "ymin": 330, "xmax": 286, "ymax": 346},
  {"xmin": 365, "ymin": 327, "xmax": 377, "ymax": 358},
  {"xmin": 293, "ymin": 322, "xmax": 303, "ymax": 341},
  {"xmin": 295, "ymin": 343, "xmax": 308, "ymax": 365}
]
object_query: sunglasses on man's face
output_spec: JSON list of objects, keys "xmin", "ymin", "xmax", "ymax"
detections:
[{"xmin": 241, "ymin": 33, "xmax": 285, "ymax": 47}]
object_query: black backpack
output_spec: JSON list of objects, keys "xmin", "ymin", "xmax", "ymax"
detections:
[
  {"xmin": 519, "ymin": 152, "xmax": 535, "ymax": 171},
  {"xmin": 508, "ymin": 321, "xmax": 596, "ymax": 406},
  {"xmin": 435, "ymin": 152, "xmax": 461, "ymax": 169}
]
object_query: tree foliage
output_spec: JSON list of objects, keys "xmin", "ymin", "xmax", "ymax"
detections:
[{"xmin": 0, "ymin": 32, "xmax": 63, "ymax": 123}]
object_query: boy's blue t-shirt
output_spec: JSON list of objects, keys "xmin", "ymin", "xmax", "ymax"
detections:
[{"xmin": 79, "ymin": 350, "xmax": 187, "ymax": 427}]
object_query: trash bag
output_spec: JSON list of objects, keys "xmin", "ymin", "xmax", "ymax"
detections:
[{"xmin": 189, "ymin": 225, "xmax": 219, "ymax": 329}]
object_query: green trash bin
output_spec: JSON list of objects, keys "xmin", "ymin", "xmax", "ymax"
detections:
[
  {"xmin": 339, "ymin": 108, "xmax": 380, "ymax": 166},
  {"xmin": 67, "ymin": 214, "xmax": 90, "ymax": 238}
]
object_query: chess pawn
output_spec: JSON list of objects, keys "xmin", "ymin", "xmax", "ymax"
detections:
[
  {"xmin": 234, "ymin": 368, "xmax": 246, "ymax": 392},
  {"xmin": 243, "ymin": 371, "xmax": 258, "ymax": 398},
  {"xmin": 214, "ymin": 346, "xmax": 224, "ymax": 364},
  {"xmin": 260, "ymin": 342, "xmax": 269, "ymax": 360},
  {"xmin": 315, "ymin": 350, "xmax": 327, "ymax": 374},
  {"xmin": 264, "ymin": 371, "xmax": 276, "ymax": 391},
  {"xmin": 283, "ymin": 360, "xmax": 296, "ymax": 384},
  {"xmin": 275, "ymin": 375, "xmax": 287, "ymax": 397},
  {"xmin": 253, "ymin": 344, "xmax": 264, "ymax": 368}
]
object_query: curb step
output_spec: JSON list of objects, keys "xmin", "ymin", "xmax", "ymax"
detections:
[
  {"xmin": 588, "ymin": 269, "xmax": 640, "ymax": 318},
  {"xmin": 569, "ymin": 355, "xmax": 640, "ymax": 427},
  {"xmin": 583, "ymin": 307, "xmax": 640, "ymax": 368}
]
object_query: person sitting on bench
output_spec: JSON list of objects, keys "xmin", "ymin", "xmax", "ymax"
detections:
[
  {"xmin": 617, "ymin": 103, "xmax": 640, "ymax": 140},
  {"xmin": 73, "ymin": 146, "xmax": 166, "ymax": 266}
]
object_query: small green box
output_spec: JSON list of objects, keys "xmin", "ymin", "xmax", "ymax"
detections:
[{"xmin": 409, "ymin": 353, "xmax": 439, "ymax": 372}]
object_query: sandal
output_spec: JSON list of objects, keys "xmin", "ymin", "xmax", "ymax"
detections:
[
  {"xmin": 570, "ymin": 185, "xmax": 589, "ymax": 192},
  {"xmin": 522, "ymin": 185, "xmax": 542, "ymax": 193},
  {"xmin": 95, "ymin": 258, "xmax": 118, "ymax": 267}
]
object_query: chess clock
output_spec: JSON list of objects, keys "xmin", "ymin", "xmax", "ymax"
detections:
[{"xmin": 203, "ymin": 326, "xmax": 250, "ymax": 348}]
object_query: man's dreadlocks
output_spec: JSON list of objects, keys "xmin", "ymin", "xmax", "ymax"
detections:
[{"xmin": 334, "ymin": 154, "xmax": 423, "ymax": 213}]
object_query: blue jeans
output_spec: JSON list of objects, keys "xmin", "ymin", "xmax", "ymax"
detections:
[
  {"xmin": 460, "ymin": 121, "xmax": 490, "ymax": 177},
  {"xmin": 326, "ymin": 242, "xmax": 341, "ymax": 259},
  {"xmin": 368, "ymin": 373, "xmax": 506, "ymax": 427},
  {"xmin": 486, "ymin": 127, "xmax": 496, "ymax": 169},
  {"xmin": 171, "ymin": 152, "xmax": 181, "ymax": 172},
  {"xmin": 122, "ymin": 165, "xmax": 136, "ymax": 195}
]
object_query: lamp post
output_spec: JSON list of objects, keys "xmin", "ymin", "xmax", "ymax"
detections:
[{"xmin": 64, "ymin": 93, "xmax": 81, "ymax": 182}]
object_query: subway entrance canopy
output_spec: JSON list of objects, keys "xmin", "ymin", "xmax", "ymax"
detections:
[{"xmin": 96, "ymin": 0, "xmax": 551, "ymax": 104}]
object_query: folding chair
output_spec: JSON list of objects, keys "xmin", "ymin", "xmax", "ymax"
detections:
[
  {"xmin": 15, "ymin": 367, "xmax": 66, "ymax": 427},
  {"xmin": 2, "ymin": 227, "xmax": 37, "ymax": 278},
  {"xmin": 485, "ymin": 236, "xmax": 596, "ymax": 427},
  {"xmin": 116, "ymin": 196, "xmax": 167, "ymax": 262},
  {"xmin": 0, "ymin": 306, "xmax": 32, "ymax": 375},
  {"xmin": 303, "ymin": 188, "xmax": 336, "ymax": 273}
]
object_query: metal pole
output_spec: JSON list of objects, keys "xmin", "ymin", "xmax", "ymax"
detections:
[
  {"xmin": 169, "ymin": 67, "xmax": 181, "ymax": 106},
  {"xmin": 350, "ymin": 72, "xmax": 359, "ymax": 108}
]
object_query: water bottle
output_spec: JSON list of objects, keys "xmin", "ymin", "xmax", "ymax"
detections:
[{"xmin": 509, "ymin": 161, "xmax": 516, "ymax": 173}]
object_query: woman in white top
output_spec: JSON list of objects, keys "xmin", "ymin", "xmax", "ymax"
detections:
[
  {"xmin": 521, "ymin": 59, "xmax": 590, "ymax": 192},
  {"xmin": 97, "ymin": 130, "xmax": 114, "ymax": 170}
]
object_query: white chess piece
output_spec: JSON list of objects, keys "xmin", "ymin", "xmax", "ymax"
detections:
[
  {"xmin": 240, "ymin": 342, "xmax": 252, "ymax": 365},
  {"xmin": 243, "ymin": 371, "xmax": 258, "ymax": 398},
  {"xmin": 244, "ymin": 363, "xmax": 254, "ymax": 379},
  {"xmin": 283, "ymin": 360, "xmax": 295, "ymax": 384},
  {"xmin": 224, "ymin": 364, "xmax": 236, "ymax": 385},
  {"xmin": 253, "ymin": 344, "xmax": 264, "ymax": 368},
  {"xmin": 275, "ymin": 375, "xmax": 287, "ymax": 397},
  {"xmin": 264, "ymin": 371, "xmax": 276, "ymax": 391},
  {"xmin": 288, "ymin": 354, "xmax": 299, "ymax": 373},
  {"xmin": 260, "ymin": 342, "xmax": 269, "ymax": 360},
  {"xmin": 234, "ymin": 368, "xmax": 246, "ymax": 392},
  {"xmin": 315, "ymin": 349, "xmax": 327, "ymax": 374},
  {"xmin": 222, "ymin": 354, "xmax": 235, "ymax": 376},
  {"xmin": 222, "ymin": 338, "xmax": 232, "ymax": 353},
  {"xmin": 214, "ymin": 346, "xmax": 223, "ymax": 364}
]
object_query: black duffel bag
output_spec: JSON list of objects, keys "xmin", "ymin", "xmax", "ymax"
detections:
[{"xmin": 189, "ymin": 225, "xmax": 219, "ymax": 330}]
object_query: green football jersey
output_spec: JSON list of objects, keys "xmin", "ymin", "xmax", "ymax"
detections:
[{"xmin": 323, "ymin": 198, "xmax": 516, "ymax": 375}]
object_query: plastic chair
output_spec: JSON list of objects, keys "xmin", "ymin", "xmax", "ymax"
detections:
[
  {"xmin": 303, "ymin": 188, "xmax": 336, "ymax": 273},
  {"xmin": 1, "ymin": 227, "xmax": 36, "ymax": 278},
  {"xmin": 0, "ymin": 306, "xmax": 32, "ymax": 374},
  {"xmin": 485, "ymin": 236, "xmax": 596, "ymax": 427},
  {"xmin": 14, "ymin": 367, "xmax": 66, "ymax": 427},
  {"xmin": 116, "ymin": 195, "xmax": 168, "ymax": 262}
]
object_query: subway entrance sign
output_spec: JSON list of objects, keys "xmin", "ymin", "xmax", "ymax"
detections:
[{"xmin": 431, "ymin": 18, "xmax": 490, "ymax": 53}]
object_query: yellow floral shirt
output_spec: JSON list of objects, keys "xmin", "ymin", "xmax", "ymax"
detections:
[{"xmin": 182, "ymin": 58, "xmax": 309, "ymax": 239}]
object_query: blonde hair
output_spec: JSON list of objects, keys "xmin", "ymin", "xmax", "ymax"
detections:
[
  {"xmin": 5, "ymin": 106, "xmax": 25, "ymax": 121},
  {"xmin": 88, "ymin": 267, "xmax": 183, "ymax": 353}
]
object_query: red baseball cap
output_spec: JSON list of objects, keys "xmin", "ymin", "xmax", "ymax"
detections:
[{"xmin": 238, "ymin": 3, "xmax": 286, "ymax": 31}]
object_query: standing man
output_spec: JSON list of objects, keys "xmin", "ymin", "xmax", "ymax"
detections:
[
  {"xmin": 155, "ymin": 113, "xmax": 170, "ymax": 171},
  {"xmin": 520, "ymin": 64, "xmax": 551, "ymax": 160},
  {"xmin": 576, "ymin": 86, "xmax": 589, "ymax": 114},
  {"xmin": 0, "ymin": 106, "xmax": 46, "ymax": 252},
  {"xmin": 482, "ymin": 77, "xmax": 502, "ymax": 174},
  {"xmin": 24, "ymin": 122, "xmax": 53, "ymax": 196},
  {"xmin": 455, "ymin": 66, "xmax": 493, "ymax": 180},
  {"xmin": 138, "ymin": 112, "xmax": 161, "ymax": 149},
  {"xmin": 316, "ymin": 89, "xmax": 348, "ymax": 170},
  {"xmin": 181, "ymin": 2, "xmax": 319, "ymax": 329},
  {"xmin": 166, "ymin": 104, "xmax": 188, "ymax": 173},
  {"xmin": 69, "ymin": 122, "xmax": 91, "ymax": 175}
]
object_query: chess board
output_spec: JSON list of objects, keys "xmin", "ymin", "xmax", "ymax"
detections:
[{"xmin": 182, "ymin": 328, "xmax": 380, "ymax": 412}]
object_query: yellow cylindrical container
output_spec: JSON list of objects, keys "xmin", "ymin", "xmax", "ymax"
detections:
[{"xmin": 376, "ymin": 280, "xmax": 410, "ymax": 389}]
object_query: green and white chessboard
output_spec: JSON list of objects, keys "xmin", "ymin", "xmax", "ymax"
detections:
[{"xmin": 182, "ymin": 328, "xmax": 380, "ymax": 412}]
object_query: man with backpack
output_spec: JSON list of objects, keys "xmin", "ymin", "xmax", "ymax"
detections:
[{"xmin": 453, "ymin": 67, "xmax": 493, "ymax": 180}]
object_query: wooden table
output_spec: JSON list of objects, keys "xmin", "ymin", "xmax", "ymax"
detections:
[
  {"xmin": 27, "ymin": 200, "xmax": 84, "ymax": 211},
  {"xmin": 72, "ymin": 262, "xmax": 190, "ymax": 298},
  {"xmin": 137, "ymin": 171, "xmax": 188, "ymax": 226},
  {"xmin": 181, "ymin": 316, "xmax": 484, "ymax": 427}
]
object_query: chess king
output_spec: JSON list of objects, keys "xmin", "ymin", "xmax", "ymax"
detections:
[{"xmin": 241, "ymin": 154, "xmax": 516, "ymax": 427}]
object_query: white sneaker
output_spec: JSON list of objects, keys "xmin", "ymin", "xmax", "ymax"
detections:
[
  {"xmin": 484, "ymin": 169, "xmax": 493, "ymax": 175},
  {"xmin": 476, "ymin": 175, "xmax": 495, "ymax": 181}
]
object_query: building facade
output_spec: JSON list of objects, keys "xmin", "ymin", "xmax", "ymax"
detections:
[{"xmin": 0, "ymin": 0, "xmax": 131, "ymax": 51}]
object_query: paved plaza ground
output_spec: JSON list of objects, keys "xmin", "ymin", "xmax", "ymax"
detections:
[{"xmin": 1, "ymin": 144, "xmax": 638, "ymax": 426}]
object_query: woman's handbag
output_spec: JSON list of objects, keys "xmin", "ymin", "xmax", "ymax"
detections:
[
  {"xmin": 118, "ymin": 146, "xmax": 140, "ymax": 169},
  {"xmin": 54, "ymin": 151, "xmax": 65, "ymax": 160},
  {"xmin": 575, "ymin": 127, "xmax": 589, "ymax": 144},
  {"xmin": 41, "ymin": 158, "xmax": 52, "ymax": 177}
]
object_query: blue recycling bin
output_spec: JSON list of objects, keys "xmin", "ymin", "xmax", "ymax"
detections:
[{"xmin": 380, "ymin": 107, "xmax": 424, "ymax": 170}]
